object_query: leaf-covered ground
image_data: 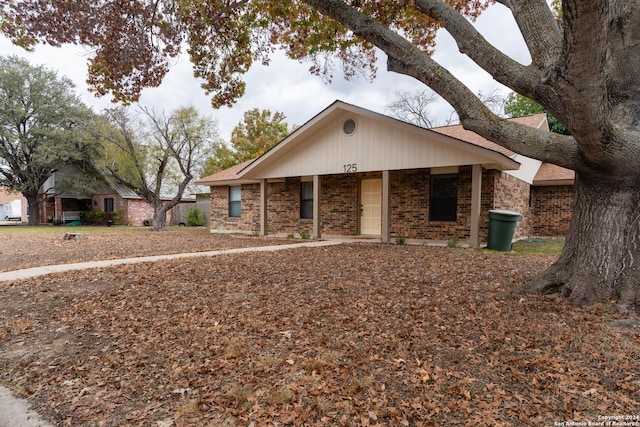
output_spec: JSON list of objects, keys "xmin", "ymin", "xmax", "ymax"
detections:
[
  {"xmin": 1, "ymin": 240, "xmax": 639, "ymax": 426},
  {"xmin": 0, "ymin": 227, "xmax": 288, "ymax": 272}
]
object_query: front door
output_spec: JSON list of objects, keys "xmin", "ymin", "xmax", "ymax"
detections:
[{"xmin": 360, "ymin": 178, "xmax": 382, "ymax": 235}]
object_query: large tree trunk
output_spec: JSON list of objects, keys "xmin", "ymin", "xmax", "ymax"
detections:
[
  {"xmin": 25, "ymin": 192, "xmax": 40, "ymax": 226},
  {"xmin": 521, "ymin": 173, "xmax": 640, "ymax": 312}
]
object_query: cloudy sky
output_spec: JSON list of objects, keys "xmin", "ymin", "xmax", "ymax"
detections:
[{"xmin": 0, "ymin": 3, "xmax": 529, "ymax": 141}]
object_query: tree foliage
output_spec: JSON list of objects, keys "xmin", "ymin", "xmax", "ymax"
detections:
[
  {"xmin": 504, "ymin": 92, "xmax": 569, "ymax": 135},
  {"xmin": 0, "ymin": 1, "xmax": 483, "ymax": 108},
  {"xmin": 201, "ymin": 142, "xmax": 237, "ymax": 177},
  {"xmin": 201, "ymin": 108, "xmax": 290, "ymax": 177},
  {"xmin": 0, "ymin": 55, "xmax": 97, "ymax": 225},
  {"xmin": 231, "ymin": 108, "xmax": 289, "ymax": 162},
  {"xmin": 551, "ymin": 0, "xmax": 562, "ymax": 17},
  {"xmin": 95, "ymin": 106, "xmax": 216, "ymax": 230}
]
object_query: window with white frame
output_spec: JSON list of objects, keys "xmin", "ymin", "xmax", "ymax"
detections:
[
  {"xmin": 300, "ymin": 181, "xmax": 313, "ymax": 219},
  {"xmin": 229, "ymin": 186, "xmax": 241, "ymax": 217}
]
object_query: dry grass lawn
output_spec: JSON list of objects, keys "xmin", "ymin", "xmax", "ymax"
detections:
[{"xmin": 0, "ymin": 227, "xmax": 638, "ymax": 426}]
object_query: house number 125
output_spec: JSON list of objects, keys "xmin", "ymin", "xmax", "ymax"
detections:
[{"xmin": 343, "ymin": 163, "xmax": 358, "ymax": 173}]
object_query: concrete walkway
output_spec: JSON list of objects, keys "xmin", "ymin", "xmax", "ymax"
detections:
[
  {"xmin": 0, "ymin": 240, "xmax": 342, "ymax": 282},
  {"xmin": 0, "ymin": 239, "xmax": 342, "ymax": 426},
  {"xmin": 0, "ymin": 387, "xmax": 52, "ymax": 427}
]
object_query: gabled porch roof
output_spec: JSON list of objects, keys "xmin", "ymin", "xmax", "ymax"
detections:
[
  {"xmin": 197, "ymin": 101, "xmax": 539, "ymax": 186},
  {"xmin": 239, "ymin": 101, "xmax": 520, "ymax": 180}
]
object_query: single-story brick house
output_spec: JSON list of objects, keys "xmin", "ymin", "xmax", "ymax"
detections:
[
  {"xmin": 39, "ymin": 169, "xmax": 196, "ymax": 226},
  {"xmin": 196, "ymin": 101, "xmax": 574, "ymax": 247}
]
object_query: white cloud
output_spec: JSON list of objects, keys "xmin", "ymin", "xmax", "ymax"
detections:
[{"xmin": 0, "ymin": 3, "xmax": 527, "ymax": 140}]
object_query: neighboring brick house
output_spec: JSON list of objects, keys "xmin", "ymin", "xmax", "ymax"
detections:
[
  {"xmin": 197, "ymin": 101, "xmax": 574, "ymax": 246},
  {"xmin": 39, "ymin": 169, "xmax": 193, "ymax": 226},
  {"xmin": 530, "ymin": 163, "xmax": 574, "ymax": 236}
]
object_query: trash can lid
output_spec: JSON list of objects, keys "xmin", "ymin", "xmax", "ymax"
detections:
[
  {"xmin": 489, "ymin": 209, "xmax": 523, "ymax": 221},
  {"xmin": 489, "ymin": 209, "xmax": 521, "ymax": 216}
]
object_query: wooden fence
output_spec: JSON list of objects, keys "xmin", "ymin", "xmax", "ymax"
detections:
[{"xmin": 170, "ymin": 201, "xmax": 210, "ymax": 226}]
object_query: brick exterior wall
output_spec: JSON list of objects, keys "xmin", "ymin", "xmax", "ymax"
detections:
[
  {"xmin": 210, "ymin": 184, "xmax": 261, "ymax": 233},
  {"xmin": 125, "ymin": 199, "xmax": 155, "ymax": 226},
  {"xmin": 92, "ymin": 194, "xmax": 127, "ymax": 215},
  {"xmin": 389, "ymin": 168, "xmax": 430, "ymax": 239},
  {"xmin": 531, "ymin": 185, "xmax": 573, "ymax": 236},
  {"xmin": 389, "ymin": 167, "xmax": 476, "ymax": 241},
  {"xmin": 319, "ymin": 173, "xmax": 363, "ymax": 235},
  {"xmin": 266, "ymin": 178, "xmax": 314, "ymax": 235},
  {"xmin": 207, "ymin": 167, "xmax": 572, "ymax": 240},
  {"xmin": 490, "ymin": 171, "xmax": 534, "ymax": 238},
  {"xmin": 94, "ymin": 195, "xmax": 176, "ymax": 226},
  {"xmin": 385, "ymin": 166, "xmax": 538, "ymax": 242}
]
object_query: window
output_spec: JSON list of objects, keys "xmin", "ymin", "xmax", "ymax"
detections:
[
  {"xmin": 300, "ymin": 181, "xmax": 314, "ymax": 219},
  {"xmin": 104, "ymin": 197, "xmax": 114, "ymax": 212},
  {"xmin": 229, "ymin": 186, "xmax": 241, "ymax": 217},
  {"xmin": 429, "ymin": 174, "xmax": 458, "ymax": 221}
]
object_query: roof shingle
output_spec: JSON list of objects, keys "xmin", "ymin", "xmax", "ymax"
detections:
[
  {"xmin": 196, "ymin": 160, "xmax": 254, "ymax": 184},
  {"xmin": 534, "ymin": 162, "xmax": 575, "ymax": 184},
  {"xmin": 431, "ymin": 114, "xmax": 548, "ymax": 158}
]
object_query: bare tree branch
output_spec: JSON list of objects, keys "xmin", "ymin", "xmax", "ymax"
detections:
[{"xmin": 385, "ymin": 90, "xmax": 439, "ymax": 128}]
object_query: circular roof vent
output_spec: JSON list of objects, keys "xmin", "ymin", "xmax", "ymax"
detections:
[{"xmin": 343, "ymin": 118, "xmax": 357, "ymax": 135}]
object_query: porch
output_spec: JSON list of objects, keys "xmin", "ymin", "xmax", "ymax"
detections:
[{"xmin": 253, "ymin": 165, "xmax": 486, "ymax": 248}]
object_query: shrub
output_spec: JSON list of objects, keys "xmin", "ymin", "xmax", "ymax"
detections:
[
  {"xmin": 299, "ymin": 230, "xmax": 311, "ymax": 240},
  {"xmin": 395, "ymin": 236, "xmax": 406, "ymax": 245},
  {"xmin": 80, "ymin": 209, "xmax": 124, "ymax": 225},
  {"xmin": 185, "ymin": 206, "xmax": 206, "ymax": 226}
]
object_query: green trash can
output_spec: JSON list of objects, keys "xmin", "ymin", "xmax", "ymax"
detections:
[{"xmin": 487, "ymin": 209, "xmax": 522, "ymax": 251}]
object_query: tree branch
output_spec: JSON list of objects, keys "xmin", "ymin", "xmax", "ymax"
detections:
[
  {"xmin": 496, "ymin": 0, "xmax": 562, "ymax": 68},
  {"xmin": 410, "ymin": 0, "xmax": 537, "ymax": 94},
  {"xmin": 412, "ymin": 0, "xmax": 571, "ymax": 127},
  {"xmin": 301, "ymin": 0, "xmax": 580, "ymax": 169}
]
